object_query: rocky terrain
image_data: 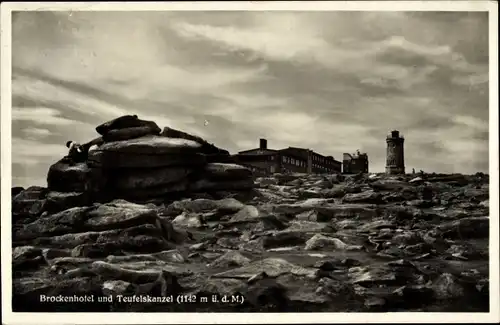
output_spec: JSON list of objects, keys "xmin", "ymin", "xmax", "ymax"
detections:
[{"xmin": 11, "ymin": 116, "xmax": 490, "ymax": 312}]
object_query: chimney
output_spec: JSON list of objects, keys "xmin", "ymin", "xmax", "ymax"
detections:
[{"xmin": 259, "ymin": 138, "xmax": 267, "ymax": 149}]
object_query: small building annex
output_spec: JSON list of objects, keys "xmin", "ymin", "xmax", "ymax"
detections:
[{"xmin": 342, "ymin": 150, "xmax": 369, "ymax": 174}]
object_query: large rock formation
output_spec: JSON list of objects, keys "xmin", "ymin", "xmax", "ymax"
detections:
[
  {"xmin": 45, "ymin": 115, "xmax": 246, "ymax": 205},
  {"xmin": 10, "ymin": 116, "xmax": 490, "ymax": 312}
]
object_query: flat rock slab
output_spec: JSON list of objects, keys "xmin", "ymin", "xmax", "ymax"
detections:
[
  {"xmin": 286, "ymin": 220, "xmax": 332, "ymax": 233},
  {"xmin": 305, "ymin": 234, "xmax": 363, "ymax": 251},
  {"xmin": 348, "ymin": 265, "xmax": 398, "ymax": 286},
  {"xmin": 15, "ymin": 207, "xmax": 90, "ymax": 241},
  {"xmin": 96, "ymin": 115, "xmax": 158, "ymax": 135},
  {"xmin": 207, "ymin": 251, "xmax": 251, "ymax": 269},
  {"xmin": 228, "ymin": 205, "xmax": 260, "ymax": 223},
  {"xmin": 438, "ymin": 216, "xmax": 489, "ymax": 239},
  {"xmin": 71, "ymin": 235, "xmax": 170, "ymax": 258},
  {"xmin": 195, "ymin": 278, "xmax": 247, "ymax": 297},
  {"xmin": 47, "ymin": 159, "xmax": 97, "ymax": 192},
  {"xmin": 348, "ymin": 261, "xmax": 418, "ymax": 287},
  {"xmin": 45, "ymin": 191, "xmax": 90, "ymax": 213},
  {"xmin": 358, "ymin": 219, "xmax": 396, "ymax": 232},
  {"xmin": 213, "ymin": 258, "xmax": 317, "ymax": 279},
  {"xmin": 168, "ymin": 198, "xmax": 244, "ymax": 214},
  {"xmin": 27, "ymin": 224, "xmax": 160, "ymax": 249},
  {"xmin": 343, "ymin": 191, "xmax": 383, "ymax": 204},
  {"xmin": 370, "ymin": 180, "xmax": 410, "ymax": 191},
  {"xmin": 160, "ymin": 126, "xmax": 229, "ymax": 155},
  {"xmin": 91, "ymin": 261, "xmax": 189, "ymax": 284},
  {"xmin": 202, "ymin": 163, "xmax": 252, "ymax": 181},
  {"xmin": 96, "ymin": 136, "xmax": 202, "ymax": 155},
  {"xmin": 102, "ymin": 280, "xmax": 133, "ymax": 296},
  {"xmin": 88, "ymin": 150, "xmax": 207, "ymax": 169},
  {"xmin": 190, "ymin": 178, "xmax": 255, "ymax": 192},
  {"xmin": 12, "ymin": 246, "xmax": 44, "ymax": 269},
  {"xmin": 83, "ymin": 200, "xmax": 158, "ymax": 231},
  {"xmin": 110, "ymin": 167, "xmax": 195, "ymax": 190},
  {"xmin": 14, "ymin": 200, "xmax": 159, "ymax": 241},
  {"xmin": 172, "ymin": 213, "xmax": 204, "ymax": 228},
  {"xmin": 13, "ymin": 276, "xmax": 100, "ymax": 297},
  {"xmin": 13, "ymin": 186, "xmax": 47, "ymax": 201},
  {"xmin": 106, "ymin": 250, "xmax": 185, "ymax": 264},
  {"xmin": 102, "ymin": 125, "xmax": 161, "ymax": 142}
]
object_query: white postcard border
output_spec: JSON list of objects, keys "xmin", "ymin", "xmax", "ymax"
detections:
[{"xmin": 1, "ymin": 1, "xmax": 498, "ymax": 324}]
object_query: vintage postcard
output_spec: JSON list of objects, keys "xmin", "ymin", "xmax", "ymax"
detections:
[{"xmin": 1, "ymin": 1, "xmax": 498, "ymax": 324}]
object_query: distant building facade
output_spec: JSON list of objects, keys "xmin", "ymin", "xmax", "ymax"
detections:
[
  {"xmin": 386, "ymin": 130, "xmax": 405, "ymax": 174},
  {"xmin": 233, "ymin": 139, "xmax": 342, "ymax": 176},
  {"xmin": 342, "ymin": 151, "xmax": 369, "ymax": 174}
]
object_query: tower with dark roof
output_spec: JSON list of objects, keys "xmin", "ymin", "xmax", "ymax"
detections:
[{"xmin": 386, "ymin": 130, "xmax": 405, "ymax": 174}]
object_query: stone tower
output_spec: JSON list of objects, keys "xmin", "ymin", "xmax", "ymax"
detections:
[{"xmin": 385, "ymin": 130, "xmax": 405, "ymax": 174}]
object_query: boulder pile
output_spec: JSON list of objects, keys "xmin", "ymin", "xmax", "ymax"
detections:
[{"xmin": 10, "ymin": 117, "xmax": 490, "ymax": 313}]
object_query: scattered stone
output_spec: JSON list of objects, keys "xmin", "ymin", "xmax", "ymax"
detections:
[
  {"xmin": 228, "ymin": 205, "xmax": 260, "ymax": 223},
  {"xmin": 364, "ymin": 296, "xmax": 386, "ymax": 309},
  {"xmin": 246, "ymin": 277, "xmax": 289, "ymax": 311},
  {"xmin": 172, "ymin": 212, "xmax": 204, "ymax": 228},
  {"xmin": 348, "ymin": 264, "xmax": 401, "ymax": 286},
  {"xmin": 431, "ymin": 273, "xmax": 465, "ymax": 300},
  {"xmin": 213, "ymin": 258, "xmax": 317, "ymax": 279},
  {"xmin": 45, "ymin": 191, "xmax": 90, "ymax": 213},
  {"xmin": 438, "ymin": 216, "xmax": 489, "ymax": 239},
  {"xmin": 343, "ymin": 191, "xmax": 383, "ymax": 204},
  {"xmin": 12, "ymin": 246, "xmax": 43, "ymax": 270},
  {"xmin": 102, "ymin": 280, "xmax": 133, "ymax": 297},
  {"xmin": 305, "ymin": 234, "xmax": 362, "ymax": 251},
  {"xmin": 208, "ymin": 251, "xmax": 251, "ymax": 268}
]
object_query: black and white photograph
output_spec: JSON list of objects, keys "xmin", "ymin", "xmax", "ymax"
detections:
[{"xmin": 1, "ymin": 1, "xmax": 498, "ymax": 324}]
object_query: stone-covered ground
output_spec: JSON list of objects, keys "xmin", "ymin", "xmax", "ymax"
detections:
[{"xmin": 11, "ymin": 172, "xmax": 489, "ymax": 312}]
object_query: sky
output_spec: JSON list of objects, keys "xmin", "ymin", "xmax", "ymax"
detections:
[{"xmin": 9, "ymin": 10, "xmax": 490, "ymax": 187}]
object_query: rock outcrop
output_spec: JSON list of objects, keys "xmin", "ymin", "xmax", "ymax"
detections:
[
  {"xmin": 44, "ymin": 115, "xmax": 247, "ymax": 206},
  {"xmin": 10, "ymin": 116, "xmax": 490, "ymax": 312}
]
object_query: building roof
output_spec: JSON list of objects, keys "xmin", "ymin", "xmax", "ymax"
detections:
[
  {"xmin": 237, "ymin": 148, "xmax": 278, "ymax": 154},
  {"xmin": 283, "ymin": 147, "xmax": 340, "ymax": 162},
  {"xmin": 343, "ymin": 152, "xmax": 368, "ymax": 160},
  {"xmin": 237, "ymin": 145, "xmax": 341, "ymax": 164}
]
